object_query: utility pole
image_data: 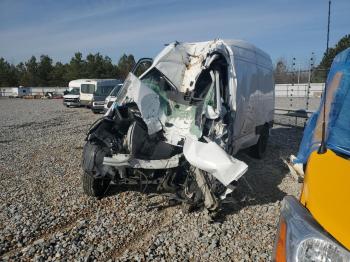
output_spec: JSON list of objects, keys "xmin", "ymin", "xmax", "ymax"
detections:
[
  {"xmin": 318, "ymin": 0, "xmax": 331, "ymax": 154},
  {"xmin": 326, "ymin": 0, "xmax": 331, "ymax": 55}
]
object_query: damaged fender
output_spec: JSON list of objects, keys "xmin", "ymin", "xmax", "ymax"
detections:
[{"xmin": 183, "ymin": 137, "xmax": 248, "ymax": 186}]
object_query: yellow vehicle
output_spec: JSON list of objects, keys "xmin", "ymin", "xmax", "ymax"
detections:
[{"xmin": 274, "ymin": 48, "xmax": 350, "ymax": 261}]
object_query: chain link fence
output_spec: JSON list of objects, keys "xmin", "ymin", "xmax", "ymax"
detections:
[{"xmin": 274, "ymin": 66, "xmax": 328, "ymax": 127}]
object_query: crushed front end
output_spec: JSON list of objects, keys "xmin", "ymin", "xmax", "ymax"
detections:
[{"xmin": 82, "ymin": 40, "xmax": 248, "ymax": 212}]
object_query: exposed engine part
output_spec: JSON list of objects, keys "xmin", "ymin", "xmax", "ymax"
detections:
[{"xmin": 193, "ymin": 168, "xmax": 219, "ymax": 211}]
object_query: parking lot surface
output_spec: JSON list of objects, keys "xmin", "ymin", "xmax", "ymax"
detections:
[{"xmin": 0, "ymin": 99, "xmax": 302, "ymax": 261}]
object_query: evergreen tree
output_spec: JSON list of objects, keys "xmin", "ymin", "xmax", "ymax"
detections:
[
  {"xmin": 37, "ymin": 55, "xmax": 53, "ymax": 86},
  {"xmin": 116, "ymin": 54, "xmax": 135, "ymax": 80},
  {"xmin": 315, "ymin": 34, "xmax": 350, "ymax": 82},
  {"xmin": 0, "ymin": 51, "xmax": 137, "ymax": 87},
  {"xmin": 49, "ymin": 62, "xmax": 68, "ymax": 86},
  {"xmin": 319, "ymin": 34, "xmax": 350, "ymax": 70},
  {"xmin": 0, "ymin": 58, "xmax": 19, "ymax": 87},
  {"xmin": 22, "ymin": 56, "xmax": 39, "ymax": 86},
  {"xmin": 64, "ymin": 52, "xmax": 86, "ymax": 80}
]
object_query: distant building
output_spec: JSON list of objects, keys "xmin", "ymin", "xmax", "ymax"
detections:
[
  {"xmin": 0, "ymin": 87, "xmax": 18, "ymax": 97},
  {"xmin": 0, "ymin": 87, "xmax": 69, "ymax": 97}
]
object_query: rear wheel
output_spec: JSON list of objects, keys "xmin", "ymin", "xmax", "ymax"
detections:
[
  {"xmin": 82, "ymin": 171, "xmax": 111, "ymax": 197},
  {"xmin": 250, "ymin": 126, "xmax": 269, "ymax": 159}
]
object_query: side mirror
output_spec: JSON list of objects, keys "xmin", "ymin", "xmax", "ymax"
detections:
[{"xmin": 205, "ymin": 105, "xmax": 219, "ymax": 120}]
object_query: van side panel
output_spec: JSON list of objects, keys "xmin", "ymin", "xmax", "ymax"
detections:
[
  {"xmin": 256, "ymin": 57, "xmax": 274, "ymax": 129},
  {"xmin": 229, "ymin": 43, "xmax": 274, "ymax": 154}
]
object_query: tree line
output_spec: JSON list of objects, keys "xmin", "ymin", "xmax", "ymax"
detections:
[
  {"xmin": 274, "ymin": 34, "xmax": 350, "ymax": 84},
  {"xmin": 1, "ymin": 34, "xmax": 349, "ymax": 87},
  {"xmin": 0, "ymin": 52, "xmax": 135, "ymax": 87}
]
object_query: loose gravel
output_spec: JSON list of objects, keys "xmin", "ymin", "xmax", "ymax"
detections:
[{"xmin": 0, "ymin": 98, "xmax": 304, "ymax": 261}]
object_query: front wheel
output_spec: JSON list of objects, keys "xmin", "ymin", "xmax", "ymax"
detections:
[
  {"xmin": 82, "ymin": 171, "xmax": 111, "ymax": 197},
  {"xmin": 82, "ymin": 141, "xmax": 112, "ymax": 197}
]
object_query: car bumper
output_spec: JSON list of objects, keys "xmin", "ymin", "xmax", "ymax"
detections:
[
  {"xmin": 80, "ymin": 100, "xmax": 92, "ymax": 106},
  {"xmin": 91, "ymin": 102, "xmax": 105, "ymax": 112},
  {"xmin": 63, "ymin": 100, "xmax": 80, "ymax": 107}
]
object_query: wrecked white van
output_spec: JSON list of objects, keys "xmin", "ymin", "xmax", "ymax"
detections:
[{"xmin": 82, "ymin": 39, "xmax": 274, "ymax": 213}]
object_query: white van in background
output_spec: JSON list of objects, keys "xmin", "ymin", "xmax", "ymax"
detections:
[
  {"xmin": 103, "ymin": 83, "xmax": 123, "ymax": 112},
  {"xmin": 68, "ymin": 79, "xmax": 120, "ymax": 107},
  {"xmin": 63, "ymin": 87, "xmax": 80, "ymax": 107}
]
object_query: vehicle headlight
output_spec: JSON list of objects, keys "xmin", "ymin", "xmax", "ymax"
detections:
[
  {"xmin": 297, "ymin": 238, "xmax": 347, "ymax": 261},
  {"xmin": 274, "ymin": 196, "xmax": 350, "ymax": 262}
]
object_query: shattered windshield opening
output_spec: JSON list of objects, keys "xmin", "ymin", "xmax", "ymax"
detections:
[
  {"xmin": 113, "ymin": 68, "xmax": 217, "ymax": 137},
  {"xmin": 140, "ymin": 69, "xmax": 174, "ymax": 116},
  {"xmin": 141, "ymin": 68, "xmax": 213, "ymax": 107},
  {"xmin": 141, "ymin": 69, "xmax": 173, "ymax": 97}
]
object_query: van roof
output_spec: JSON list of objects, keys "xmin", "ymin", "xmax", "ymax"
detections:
[
  {"xmin": 150, "ymin": 39, "xmax": 272, "ymax": 92},
  {"xmin": 69, "ymin": 79, "xmax": 119, "ymax": 83},
  {"xmin": 68, "ymin": 79, "xmax": 122, "ymax": 87}
]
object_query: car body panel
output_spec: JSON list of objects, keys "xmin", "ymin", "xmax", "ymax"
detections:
[
  {"xmin": 183, "ymin": 137, "xmax": 248, "ymax": 186},
  {"xmin": 300, "ymin": 150, "xmax": 350, "ymax": 250}
]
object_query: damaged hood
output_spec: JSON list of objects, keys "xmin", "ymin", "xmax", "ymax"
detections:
[
  {"xmin": 145, "ymin": 39, "xmax": 271, "ymax": 112},
  {"xmin": 151, "ymin": 40, "xmax": 233, "ymax": 93}
]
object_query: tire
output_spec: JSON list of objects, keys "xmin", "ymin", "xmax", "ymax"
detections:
[
  {"xmin": 250, "ymin": 126, "xmax": 269, "ymax": 159},
  {"xmin": 82, "ymin": 171, "xmax": 111, "ymax": 197},
  {"xmin": 82, "ymin": 141, "xmax": 111, "ymax": 197}
]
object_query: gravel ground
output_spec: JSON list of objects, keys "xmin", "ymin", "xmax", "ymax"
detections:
[{"xmin": 0, "ymin": 98, "xmax": 304, "ymax": 261}]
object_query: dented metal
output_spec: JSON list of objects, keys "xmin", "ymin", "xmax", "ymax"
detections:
[
  {"xmin": 103, "ymin": 154, "xmax": 181, "ymax": 169},
  {"xmin": 83, "ymin": 39, "xmax": 275, "ymax": 213}
]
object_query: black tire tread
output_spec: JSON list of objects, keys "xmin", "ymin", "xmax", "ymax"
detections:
[
  {"xmin": 250, "ymin": 126, "xmax": 269, "ymax": 159},
  {"xmin": 82, "ymin": 171, "xmax": 110, "ymax": 197}
]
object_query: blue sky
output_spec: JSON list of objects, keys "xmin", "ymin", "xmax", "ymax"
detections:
[{"xmin": 0, "ymin": 0, "xmax": 349, "ymax": 68}]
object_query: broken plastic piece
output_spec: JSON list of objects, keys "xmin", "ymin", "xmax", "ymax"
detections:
[{"xmin": 183, "ymin": 137, "xmax": 248, "ymax": 186}]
